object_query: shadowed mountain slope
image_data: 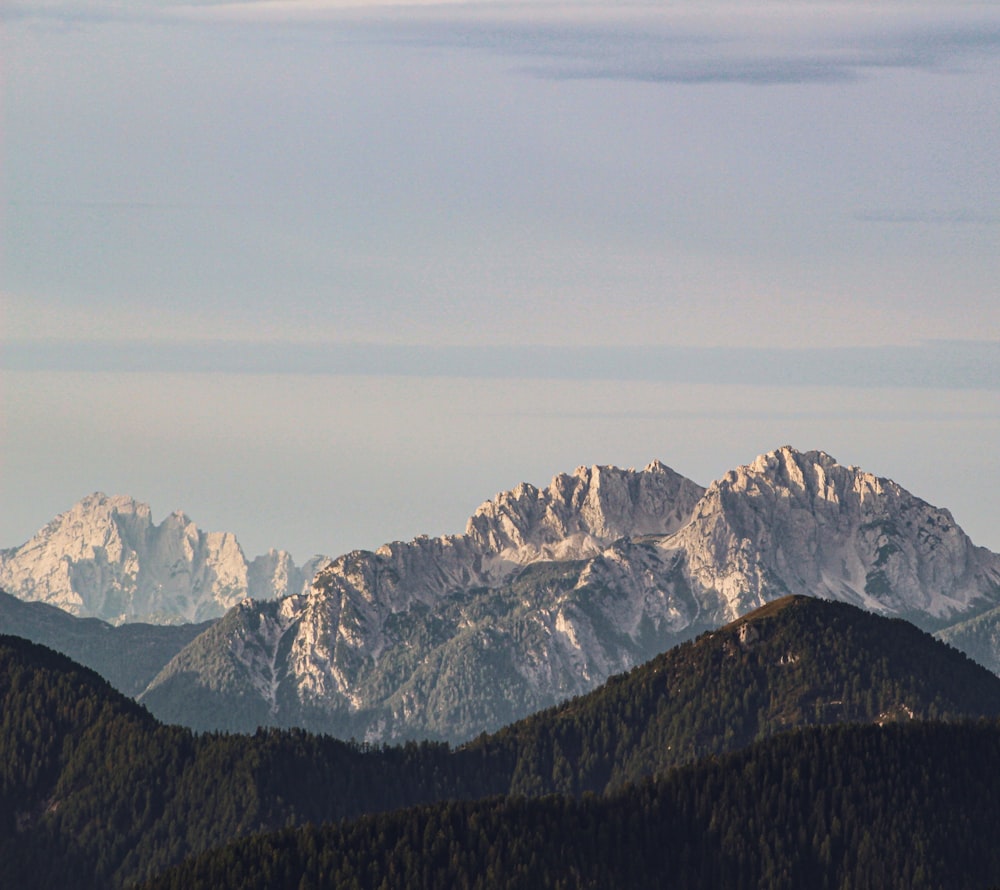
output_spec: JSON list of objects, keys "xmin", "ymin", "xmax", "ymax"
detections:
[
  {"xmin": 938, "ymin": 602, "xmax": 1000, "ymax": 677},
  {"xmin": 0, "ymin": 589, "xmax": 213, "ymax": 696}
]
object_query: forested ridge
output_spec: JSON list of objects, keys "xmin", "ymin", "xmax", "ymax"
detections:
[
  {"xmin": 0, "ymin": 589, "xmax": 213, "ymax": 696},
  {"xmin": 3, "ymin": 595, "xmax": 1000, "ymax": 887},
  {"xmin": 468, "ymin": 595, "xmax": 1000, "ymax": 794},
  {"xmin": 143, "ymin": 720, "xmax": 1000, "ymax": 890},
  {"xmin": 0, "ymin": 636, "xmax": 498, "ymax": 888}
]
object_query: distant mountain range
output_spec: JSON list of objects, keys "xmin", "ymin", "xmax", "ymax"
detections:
[
  {"xmin": 0, "ymin": 493, "xmax": 327, "ymax": 624},
  {"xmin": 4, "ymin": 596, "xmax": 1000, "ymax": 888},
  {"xmin": 4, "ymin": 446, "xmax": 1000, "ymax": 743}
]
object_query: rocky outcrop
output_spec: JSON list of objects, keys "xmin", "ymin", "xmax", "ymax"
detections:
[{"xmin": 671, "ymin": 446, "xmax": 1000, "ymax": 624}]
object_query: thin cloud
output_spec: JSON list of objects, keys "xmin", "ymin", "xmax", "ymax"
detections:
[
  {"xmin": 527, "ymin": 56, "xmax": 857, "ymax": 86},
  {"xmin": 382, "ymin": 13, "xmax": 1000, "ymax": 85},
  {"xmin": 7, "ymin": 2, "xmax": 1000, "ymax": 90},
  {"xmin": 3, "ymin": 340, "xmax": 998, "ymax": 390},
  {"xmin": 856, "ymin": 210, "xmax": 1000, "ymax": 226}
]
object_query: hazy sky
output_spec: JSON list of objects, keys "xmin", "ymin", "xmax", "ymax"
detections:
[{"xmin": 2, "ymin": 0, "xmax": 999, "ymax": 560}]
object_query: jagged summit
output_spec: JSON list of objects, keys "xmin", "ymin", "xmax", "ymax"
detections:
[
  {"xmin": 675, "ymin": 445, "xmax": 996, "ymax": 621},
  {"xmin": 138, "ymin": 447, "xmax": 1000, "ymax": 742},
  {"xmin": 738, "ymin": 446, "xmax": 897, "ymax": 504},
  {"xmin": 309, "ymin": 459, "xmax": 705, "ymax": 611},
  {"xmin": 0, "ymin": 494, "xmax": 320, "ymax": 625},
  {"xmin": 465, "ymin": 460, "xmax": 705, "ymax": 566}
]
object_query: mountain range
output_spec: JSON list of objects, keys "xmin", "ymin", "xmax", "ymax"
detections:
[
  {"xmin": 4, "ymin": 446, "xmax": 1000, "ymax": 743},
  {"xmin": 139, "ymin": 446, "xmax": 1000, "ymax": 741},
  {"xmin": 5, "ymin": 595, "xmax": 1000, "ymax": 888}
]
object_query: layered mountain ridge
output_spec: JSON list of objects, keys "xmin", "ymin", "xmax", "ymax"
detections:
[
  {"xmin": 6, "ymin": 595, "xmax": 1000, "ymax": 888},
  {"xmin": 0, "ymin": 589, "xmax": 211, "ymax": 696},
  {"xmin": 138, "ymin": 446, "xmax": 1000, "ymax": 742},
  {"xmin": 0, "ymin": 494, "xmax": 325, "ymax": 624}
]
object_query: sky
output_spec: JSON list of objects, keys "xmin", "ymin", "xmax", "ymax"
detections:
[{"xmin": 1, "ymin": 0, "xmax": 999, "ymax": 561}]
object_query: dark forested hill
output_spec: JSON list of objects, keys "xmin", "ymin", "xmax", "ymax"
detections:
[
  {"xmin": 0, "ymin": 635, "xmax": 496, "ymax": 889},
  {"xmin": 140, "ymin": 720, "xmax": 1000, "ymax": 890},
  {"xmin": 466, "ymin": 594, "xmax": 1000, "ymax": 794},
  {"xmin": 3, "ymin": 594, "xmax": 1000, "ymax": 887}
]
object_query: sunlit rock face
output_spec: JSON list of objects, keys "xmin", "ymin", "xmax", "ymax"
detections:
[
  {"xmin": 138, "ymin": 449, "xmax": 1000, "ymax": 743},
  {"xmin": 0, "ymin": 493, "xmax": 318, "ymax": 624},
  {"xmin": 671, "ymin": 446, "xmax": 1000, "ymax": 624}
]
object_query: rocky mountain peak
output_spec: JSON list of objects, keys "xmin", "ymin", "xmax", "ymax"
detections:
[
  {"xmin": 733, "ymin": 446, "xmax": 851, "ymax": 492},
  {"xmin": 137, "ymin": 448, "xmax": 1000, "ymax": 743},
  {"xmin": 707, "ymin": 446, "xmax": 895, "ymax": 514},
  {"xmin": 673, "ymin": 447, "xmax": 999, "ymax": 621},
  {"xmin": 465, "ymin": 461, "xmax": 705, "ymax": 560},
  {"xmin": 0, "ymin": 494, "xmax": 316, "ymax": 624}
]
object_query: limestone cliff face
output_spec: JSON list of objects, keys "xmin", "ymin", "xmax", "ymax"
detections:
[
  {"xmin": 279, "ymin": 462, "xmax": 706, "ymax": 707},
  {"xmin": 671, "ymin": 447, "xmax": 1000, "ymax": 623},
  {"xmin": 465, "ymin": 461, "xmax": 705, "ymax": 569},
  {"xmin": 140, "ymin": 461, "xmax": 708, "ymax": 738},
  {"xmin": 0, "ymin": 494, "xmax": 315, "ymax": 624},
  {"xmin": 139, "ymin": 449, "xmax": 1000, "ymax": 743}
]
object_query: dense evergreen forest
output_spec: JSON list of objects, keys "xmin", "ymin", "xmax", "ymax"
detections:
[
  {"xmin": 3, "ymin": 596, "xmax": 1000, "ymax": 887},
  {"xmin": 0, "ymin": 636, "xmax": 498, "ymax": 888},
  {"xmin": 143, "ymin": 720, "xmax": 1000, "ymax": 890},
  {"xmin": 467, "ymin": 595, "xmax": 1000, "ymax": 794}
]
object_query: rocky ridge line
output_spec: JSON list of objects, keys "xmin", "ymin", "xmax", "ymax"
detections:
[{"xmin": 140, "ymin": 448, "xmax": 1000, "ymax": 742}]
